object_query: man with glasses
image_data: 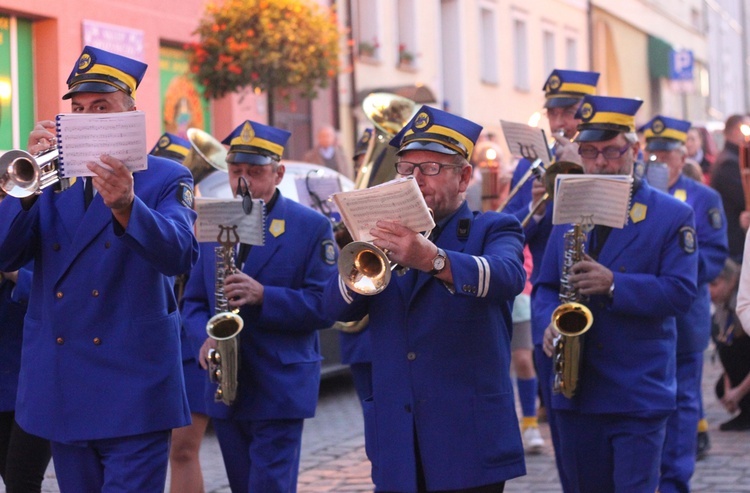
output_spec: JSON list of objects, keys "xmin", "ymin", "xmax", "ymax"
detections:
[
  {"xmin": 535, "ymin": 95, "xmax": 699, "ymax": 492},
  {"xmin": 504, "ymin": 69, "xmax": 598, "ymax": 483},
  {"xmin": 323, "ymin": 106, "xmax": 527, "ymax": 492},
  {"xmin": 638, "ymin": 116, "xmax": 728, "ymax": 492}
]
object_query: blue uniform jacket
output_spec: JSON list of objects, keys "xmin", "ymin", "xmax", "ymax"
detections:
[
  {"xmin": 181, "ymin": 193, "xmax": 336, "ymax": 420},
  {"xmin": 323, "ymin": 202, "xmax": 527, "ymax": 492},
  {"xmin": 669, "ymin": 174, "xmax": 728, "ymax": 353},
  {"xmin": 505, "ymin": 158, "xmax": 554, "ymax": 344},
  {"xmin": 533, "ymin": 181, "xmax": 698, "ymax": 414},
  {"xmin": 0, "ymin": 263, "xmax": 32, "ymax": 412},
  {"xmin": 0, "ymin": 155, "xmax": 199, "ymax": 442}
]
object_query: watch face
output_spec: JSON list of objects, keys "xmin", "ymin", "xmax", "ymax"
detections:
[{"xmin": 433, "ymin": 256, "xmax": 446, "ymax": 271}]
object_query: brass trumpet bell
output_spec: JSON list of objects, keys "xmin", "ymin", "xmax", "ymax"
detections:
[
  {"xmin": 184, "ymin": 128, "xmax": 228, "ymax": 185},
  {"xmin": 0, "ymin": 148, "xmax": 62, "ymax": 198},
  {"xmin": 338, "ymin": 241, "xmax": 393, "ymax": 295}
]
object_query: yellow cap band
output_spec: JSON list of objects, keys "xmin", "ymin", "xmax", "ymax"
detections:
[
  {"xmin": 405, "ymin": 124, "xmax": 474, "ymax": 157},
  {"xmin": 230, "ymin": 136, "xmax": 284, "ymax": 157},
  {"xmin": 644, "ymin": 128, "xmax": 686, "ymax": 142},
  {"xmin": 556, "ymin": 82, "xmax": 596, "ymax": 96},
  {"xmin": 588, "ymin": 111, "xmax": 635, "ymax": 131},
  {"xmin": 165, "ymin": 144, "xmax": 189, "ymax": 157}
]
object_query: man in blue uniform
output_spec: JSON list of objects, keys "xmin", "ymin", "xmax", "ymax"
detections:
[
  {"xmin": 323, "ymin": 106, "xmax": 527, "ymax": 492},
  {"xmin": 639, "ymin": 116, "xmax": 728, "ymax": 492},
  {"xmin": 537, "ymin": 96, "xmax": 699, "ymax": 492},
  {"xmin": 0, "ymin": 46, "xmax": 199, "ymax": 492},
  {"xmin": 181, "ymin": 120, "xmax": 337, "ymax": 493},
  {"xmin": 149, "ymin": 132, "xmax": 210, "ymax": 493},
  {"xmin": 503, "ymin": 68, "xmax": 598, "ymax": 487}
]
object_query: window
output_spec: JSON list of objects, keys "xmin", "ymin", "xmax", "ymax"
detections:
[
  {"xmin": 480, "ymin": 6, "xmax": 498, "ymax": 83},
  {"xmin": 397, "ymin": 0, "xmax": 417, "ymax": 67},
  {"xmin": 513, "ymin": 17, "xmax": 529, "ymax": 91},
  {"xmin": 355, "ymin": 0, "xmax": 380, "ymax": 59},
  {"xmin": 565, "ymin": 36, "xmax": 578, "ymax": 69},
  {"xmin": 543, "ymin": 29, "xmax": 555, "ymax": 78}
]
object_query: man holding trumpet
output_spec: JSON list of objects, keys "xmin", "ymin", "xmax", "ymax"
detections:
[{"xmin": 323, "ymin": 106, "xmax": 527, "ymax": 492}]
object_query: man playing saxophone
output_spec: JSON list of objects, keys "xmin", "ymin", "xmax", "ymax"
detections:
[
  {"xmin": 537, "ymin": 95, "xmax": 699, "ymax": 492},
  {"xmin": 180, "ymin": 120, "xmax": 337, "ymax": 493}
]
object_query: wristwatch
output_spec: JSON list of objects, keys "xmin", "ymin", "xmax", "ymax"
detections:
[
  {"xmin": 608, "ymin": 280, "xmax": 615, "ymax": 299},
  {"xmin": 429, "ymin": 248, "xmax": 447, "ymax": 276}
]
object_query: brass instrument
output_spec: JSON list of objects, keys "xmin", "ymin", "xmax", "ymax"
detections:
[
  {"xmin": 496, "ymin": 158, "xmax": 544, "ymax": 213},
  {"xmin": 552, "ymin": 223, "xmax": 594, "ymax": 399},
  {"xmin": 738, "ymin": 124, "xmax": 750, "ymax": 211},
  {"xmin": 355, "ymin": 92, "xmax": 417, "ymax": 189},
  {"xmin": 521, "ymin": 161, "xmax": 584, "ymax": 227},
  {"xmin": 206, "ymin": 224, "xmax": 244, "ymax": 406},
  {"xmin": 0, "ymin": 147, "xmax": 70, "ymax": 198},
  {"xmin": 184, "ymin": 128, "xmax": 228, "ymax": 185}
]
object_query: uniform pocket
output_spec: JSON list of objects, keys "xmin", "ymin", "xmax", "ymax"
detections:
[{"xmin": 473, "ymin": 391, "xmax": 524, "ymax": 466}]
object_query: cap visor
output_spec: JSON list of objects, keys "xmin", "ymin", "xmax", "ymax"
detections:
[
  {"xmin": 62, "ymin": 82, "xmax": 120, "ymax": 100},
  {"xmin": 227, "ymin": 152, "xmax": 275, "ymax": 165},
  {"xmin": 573, "ymin": 129, "xmax": 621, "ymax": 143},
  {"xmin": 645, "ymin": 139, "xmax": 682, "ymax": 152},
  {"xmin": 544, "ymin": 97, "xmax": 581, "ymax": 109},
  {"xmin": 397, "ymin": 141, "xmax": 459, "ymax": 156}
]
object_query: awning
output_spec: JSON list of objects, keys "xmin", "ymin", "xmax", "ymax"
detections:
[
  {"xmin": 648, "ymin": 35, "xmax": 673, "ymax": 79},
  {"xmin": 355, "ymin": 84, "xmax": 437, "ymax": 105}
]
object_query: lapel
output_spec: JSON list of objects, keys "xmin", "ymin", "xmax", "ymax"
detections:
[
  {"xmin": 55, "ymin": 181, "xmax": 112, "ymax": 285},
  {"xmin": 402, "ymin": 202, "xmax": 472, "ymax": 303},
  {"xmin": 243, "ymin": 192, "xmax": 286, "ymax": 278},
  {"xmin": 594, "ymin": 184, "xmax": 650, "ymax": 267}
]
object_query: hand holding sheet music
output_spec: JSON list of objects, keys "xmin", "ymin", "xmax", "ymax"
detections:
[
  {"xmin": 55, "ymin": 111, "xmax": 148, "ymax": 177},
  {"xmin": 552, "ymin": 174, "xmax": 633, "ymax": 229},
  {"xmin": 332, "ymin": 176, "xmax": 435, "ymax": 242},
  {"xmin": 194, "ymin": 197, "xmax": 266, "ymax": 245}
]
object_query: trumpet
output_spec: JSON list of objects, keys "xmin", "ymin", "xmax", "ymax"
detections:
[
  {"xmin": 521, "ymin": 160, "xmax": 584, "ymax": 227},
  {"xmin": 0, "ymin": 147, "xmax": 70, "ymax": 198}
]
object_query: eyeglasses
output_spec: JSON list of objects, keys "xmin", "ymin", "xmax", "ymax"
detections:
[
  {"xmin": 395, "ymin": 161, "xmax": 462, "ymax": 176},
  {"xmin": 578, "ymin": 142, "xmax": 632, "ymax": 160}
]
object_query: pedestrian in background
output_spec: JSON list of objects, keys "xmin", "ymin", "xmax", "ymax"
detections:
[{"xmin": 304, "ymin": 125, "xmax": 354, "ymax": 180}]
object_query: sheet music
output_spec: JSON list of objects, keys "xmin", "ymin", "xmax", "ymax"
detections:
[
  {"xmin": 645, "ymin": 161, "xmax": 669, "ymax": 192},
  {"xmin": 294, "ymin": 175, "xmax": 342, "ymax": 220},
  {"xmin": 194, "ymin": 197, "xmax": 266, "ymax": 245},
  {"xmin": 55, "ymin": 111, "xmax": 148, "ymax": 177},
  {"xmin": 499, "ymin": 120, "xmax": 552, "ymax": 168},
  {"xmin": 332, "ymin": 176, "xmax": 435, "ymax": 242},
  {"xmin": 552, "ymin": 174, "xmax": 633, "ymax": 229}
]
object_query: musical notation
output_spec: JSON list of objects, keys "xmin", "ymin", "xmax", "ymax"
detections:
[
  {"xmin": 552, "ymin": 174, "xmax": 633, "ymax": 229},
  {"xmin": 55, "ymin": 111, "xmax": 148, "ymax": 177},
  {"xmin": 194, "ymin": 197, "xmax": 266, "ymax": 245},
  {"xmin": 332, "ymin": 176, "xmax": 435, "ymax": 242}
]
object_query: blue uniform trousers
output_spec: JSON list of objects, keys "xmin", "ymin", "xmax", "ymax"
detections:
[
  {"xmin": 214, "ymin": 418, "xmax": 304, "ymax": 493},
  {"xmin": 50, "ymin": 430, "xmax": 170, "ymax": 493},
  {"xmin": 659, "ymin": 351, "xmax": 703, "ymax": 493},
  {"xmin": 534, "ymin": 344, "xmax": 573, "ymax": 493},
  {"xmin": 557, "ymin": 411, "xmax": 668, "ymax": 493}
]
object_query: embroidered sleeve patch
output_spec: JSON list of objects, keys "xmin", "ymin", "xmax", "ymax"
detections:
[
  {"xmin": 322, "ymin": 239, "xmax": 336, "ymax": 265},
  {"xmin": 176, "ymin": 182, "xmax": 194, "ymax": 209},
  {"xmin": 679, "ymin": 226, "xmax": 696, "ymax": 254},
  {"xmin": 708, "ymin": 208, "xmax": 723, "ymax": 230}
]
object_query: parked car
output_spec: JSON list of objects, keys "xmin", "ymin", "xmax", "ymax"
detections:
[{"xmin": 196, "ymin": 161, "xmax": 356, "ymax": 377}]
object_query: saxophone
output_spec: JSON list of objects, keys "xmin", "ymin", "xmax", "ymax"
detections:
[
  {"xmin": 551, "ymin": 223, "xmax": 594, "ymax": 399},
  {"xmin": 206, "ymin": 224, "xmax": 244, "ymax": 406}
]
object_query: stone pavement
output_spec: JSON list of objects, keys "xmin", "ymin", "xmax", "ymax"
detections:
[{"xmin": 11, "ymin": 348, "xmax": 750, "ymax": 492}]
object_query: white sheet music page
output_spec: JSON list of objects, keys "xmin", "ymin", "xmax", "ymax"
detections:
[
  {"xmin": 552, "ymin": 174, "xmax": 633, "ymax": 229},
  {"xmin": 331, "ymin": 176, "xmax": 435, "ymax": 242},
  {"xmin": 55, "ymin": 111, "xmax": 148, "ymax": 177},
  {"xmin": 194, "ymin": 197, "xmax": 266, "ymax": 245},
  {"xmin": 499, "ymin": 120, "xmax": 552, "ymax": 169}
]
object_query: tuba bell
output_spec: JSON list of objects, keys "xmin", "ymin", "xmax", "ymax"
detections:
[
  {"xmin": 184, "ymin": 128, "xmax": 228, "ymax": 186},
  {"xmin": 0, "ymin": 147, "xmax": 70, "ymax": 198}
]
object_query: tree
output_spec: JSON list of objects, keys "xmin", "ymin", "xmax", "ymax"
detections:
[{"xmin": 188, "ymin": 0, "xmax": 341, "ymax": 125}]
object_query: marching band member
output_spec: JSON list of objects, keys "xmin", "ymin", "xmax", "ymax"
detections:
[
  {"xmin": 537, "ymin": 96, "xmax": 698, "ymax": 492},
  {"xmin": 322, "ymin": 106, "xmax": 527, "ymax": 492},
  {"xmin": 181, "ymin": 120, "xmax": 337, "ymax": 493},
  {"xmin": 150, "ymin": 132, "xmax": 211, "ymax": 493},
  {"xmin": 504, "ymin": 68, "xmax": 598, "ymax": 484},
  {"xmin": 0, "ymin": 46, "xmax": 199, "ymax": 492},
  {"xmin": 638, "ymin": 116, "xmax": 728, "ymax": 492}
]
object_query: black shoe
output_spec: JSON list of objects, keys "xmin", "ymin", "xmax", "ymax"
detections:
[
  {"xmin": 696, "ymin": 431, "xmax": 711, "ymax": 460},
  {"xmin": 719, "ymin": 414, "xmax": 750, "ymax": 431}
]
